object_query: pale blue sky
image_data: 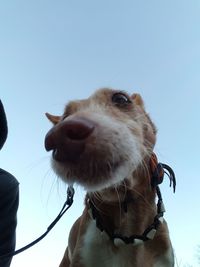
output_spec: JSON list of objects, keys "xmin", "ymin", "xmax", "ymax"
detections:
[{"xmin": 0, "ymin": 1, "xmax": 200, "ymax": 266}]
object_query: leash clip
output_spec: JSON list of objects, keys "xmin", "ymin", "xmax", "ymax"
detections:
[{"xmin": 67, "ymin": 186, "xmax": 75, "ymax": 205}]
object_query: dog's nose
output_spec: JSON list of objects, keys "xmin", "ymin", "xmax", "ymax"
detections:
[{"xmin": 45, "ymin": 117, "xmax": 95, "ymax": 162}]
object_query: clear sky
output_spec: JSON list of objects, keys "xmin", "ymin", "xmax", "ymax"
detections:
[{"xmin": 0, "ymin": 1, "xmax": 199, "ymax": 266}]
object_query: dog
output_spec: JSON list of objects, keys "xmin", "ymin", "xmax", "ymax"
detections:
[{"xmin": 45, "ymin": 88, "xmax": 175, "ymax": 267}]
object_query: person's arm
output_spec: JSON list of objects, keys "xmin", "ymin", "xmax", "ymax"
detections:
[{"xmin": 0, "ymin": 168, "xmax": 19, "ymax": 267}]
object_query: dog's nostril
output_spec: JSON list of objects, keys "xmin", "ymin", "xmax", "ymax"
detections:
[{"xmin": 64, "ymin": 118, "xmax": 95, "ymax": 140}]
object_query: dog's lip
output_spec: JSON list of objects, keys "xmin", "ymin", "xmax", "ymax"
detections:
[
  {"xmin": 52, "ymin": 140, "xmax": 85, "ymax": 162},
  {"xmin": 59, "ymin": 158, "xmax": 124, "ymax": 182}
]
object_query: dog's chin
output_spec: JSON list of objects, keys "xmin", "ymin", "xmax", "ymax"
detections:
[{"xmin": 52, "ymin": 158, "xmax": 138, "ymax": 193}]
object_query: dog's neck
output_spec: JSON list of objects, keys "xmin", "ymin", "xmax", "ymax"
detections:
[
  {"xmin": 87, "ymin": 189, "xmax": 156, "ymax": 239},
  {"xmin": 84, "ymin": 153, "xmax": 175, "ymax": 247},
  {"xmin": 86, "ymin": 155, "xmax": 159, "ymax": 241}
]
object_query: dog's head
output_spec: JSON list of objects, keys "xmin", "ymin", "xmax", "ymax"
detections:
[{"xmin": 45, "ymin": 88, "xmax": 156, "ymax": 192}]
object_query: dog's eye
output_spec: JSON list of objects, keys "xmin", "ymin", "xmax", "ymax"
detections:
[{"xmin": 112, "ymin": 93, "xmax": 131, "ymax": 106}]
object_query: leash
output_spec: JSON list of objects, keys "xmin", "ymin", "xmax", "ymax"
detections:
[
  {"xmin": 0, "ymin": 154, "xmax": 176, "ymax": 257},
  {"xmin": 0, "ymin": 186, "xmax": 75, "ymax": 260}
]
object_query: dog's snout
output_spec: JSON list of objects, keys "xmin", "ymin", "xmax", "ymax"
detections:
[{"xmin": 45, "ymin": 117, "xmax": 95, "ymax": 162}]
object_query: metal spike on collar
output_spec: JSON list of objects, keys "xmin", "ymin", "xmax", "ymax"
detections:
[
  {"xmin": 132, "ymin": 239, "xmax": 144, "ymax": 246},
  {"xmin": 146, "ymin": 229, "xmax": 157, "ymax": 240},
  {"xmin": 114, "ymin": 238, "xmax": 126, "ymax": 247},
  {"xmin": 160, "ymin": 202, "xmax": 166, "ymax": 213},
  {"xmin": 158, "ymin": 217, "xmax": 164, "ymax": 223}
]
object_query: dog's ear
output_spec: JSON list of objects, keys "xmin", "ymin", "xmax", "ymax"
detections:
[
  {"xmin": 131, "ymin": 94, "xmax": 144, "ymax": 108},
  {"xmin": 45, "ymin": 113, "xmax": 61, "ymax": 125}
]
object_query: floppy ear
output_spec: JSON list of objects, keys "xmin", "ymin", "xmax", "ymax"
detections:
[
  {"xmin": 45, "ymin": 112, "xmax": 61, "ymax": 125},
  {"xmin": 131, "ymin": 94, "xmax": 144, "ymax": 108}
]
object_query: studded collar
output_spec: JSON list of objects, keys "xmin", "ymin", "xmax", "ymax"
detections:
[{"xmin": 86, "ymin": 153, "xmax": 176, "ymax": 246}]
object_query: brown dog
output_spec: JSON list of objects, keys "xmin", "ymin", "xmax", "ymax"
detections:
[{"xmin": 45, "ymin": 88, "xmax": 175, "ymax": 267}]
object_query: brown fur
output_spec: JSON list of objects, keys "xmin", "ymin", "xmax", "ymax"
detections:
[{"xmin": 45, "ymin": 88, "xmax": 174, "ymax": 267}]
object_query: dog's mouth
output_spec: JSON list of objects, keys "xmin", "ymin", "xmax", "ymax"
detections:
[
  {"xmin": 52, "ymin": 151, "xmax": 129, "ymax": 191},
  {"xmin": 52, "ymin": 141, "xmax": 85, "ymax": 163}
]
